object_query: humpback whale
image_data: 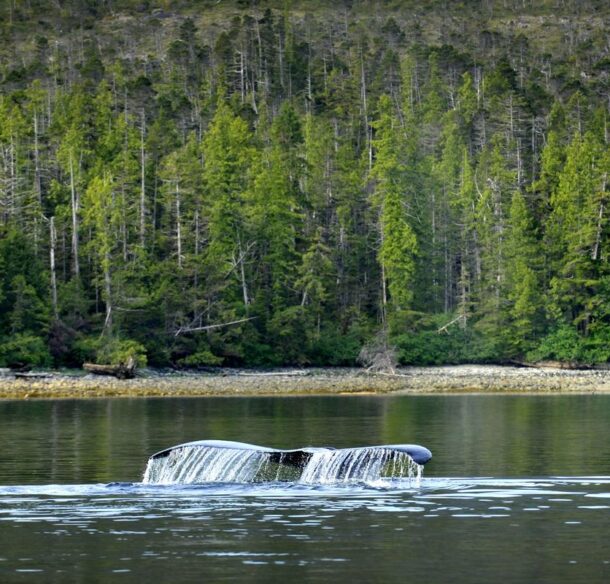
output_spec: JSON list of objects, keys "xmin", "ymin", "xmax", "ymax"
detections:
[{"xmin": 143, "ymin": 440, "xmax": 432, "ymax": 484}]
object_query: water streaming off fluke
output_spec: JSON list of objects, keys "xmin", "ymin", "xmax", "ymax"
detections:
[{"xmin": 142, "ymin": 440, "xmax": 431, "ymax": 485}]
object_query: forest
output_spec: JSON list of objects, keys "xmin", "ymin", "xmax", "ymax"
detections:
[{"xmin": 0, "ymin": 0, "xmax": 609, "ymax": 369}]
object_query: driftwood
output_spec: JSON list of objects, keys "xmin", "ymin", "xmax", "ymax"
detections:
[
  {"xmin": 368, "ymin": 371, "xmax": 411, "ymax": 378},
  {"xmin": 510, "ymin": 360, "xmax": 610, "ymax": 371},
  {"xmin": 527, "ymin": 360, "xmax": 586, "ymax": 370},
  {"xmin": 83, "ymin": 356, "xmax": 136, "ymax": 379},
  {"xmin": 14, "ymin": 372, "xmax": 50, "ymax": 379},
  {"xmin": 8, "ymin": 363, "xmax": 32, "ymax": 373},
  {"xmin": 236, "ymin": 370, "xmax": 308, "ymax": 377}
]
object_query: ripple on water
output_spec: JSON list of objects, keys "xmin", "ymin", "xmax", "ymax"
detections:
[
  {"xmin": 0, "ymin": 477, "xmax": 609, "ymax": 526},
  {"xmin": 1, "ymin": 478, "xmax": 609, "ymax": 583}
]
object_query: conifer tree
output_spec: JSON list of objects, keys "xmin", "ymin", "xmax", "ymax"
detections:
[
  {"xmin": 504, "ymin": 190, "xmax": 542, "ymax": 354},
  {"xmin": 201, "ymin": 100, "xmax": 256, "ymax": 314},
  {"xmin": 54, "ymin": 88, "xmax": 92, "ymax": 279},
  {"xmin": 548, "ymin": 131, "xmax": 609, "ymax": 332},
  {"xmin": 473, "ymin": 137, "xmax": 516, "ymax": 353},
  {"xmin": 82, "ymin": 174, "xmax": 119, "ymax": 334},
  {"xmin": 371, "ymin": 95, "xmax": 417, "ymax": 322}
]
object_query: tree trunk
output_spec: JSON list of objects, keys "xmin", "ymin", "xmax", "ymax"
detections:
[
  {"xmin": 69, "ymin": 154, "xmax": 80, "ymax": 277},
  {"xmin": 49, "ymin": 216, "xmax": 59, "ymax": 319},
  {"xmin": 194, "ymin": 209, "xmax": 200, "ymax": 289},
  {"xmin": 83, "ymin": 359, "xmax": 136, "ymax": 379},
  {"xmin": 121, "ymin": 185, "xmax": 128, "ymax": 262},
  {"xmin": 237, "ymin": 238, "xmax": 250, "ymax": 309},
  {"xmin": 592, "ymin": 173, "xmax": 607, "ymax": 261},
  {"xmin": 139, "ymin": 111, "xmax": 146, "ymax": 248},
  {"xmin": 360, "ymin": 51, "xmax": 372, "ymax": 172},
  {"xmin": 103, "ymin": 249, "xmax": 113, "ymax": 334},
  {"xmin": 380, "ymin": 262, "xmax": 387, "ymax": 326},
  {"xmin": 176, "ymin": 184, "xmax": 183, "ymax": 269},
  {"xmin": 33, "ymin": 111, "xmax": 42, "ymax": 207}
]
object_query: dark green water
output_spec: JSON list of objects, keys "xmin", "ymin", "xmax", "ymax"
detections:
[{"xmin": 0, "ymin": 395, "xmax": 609, "ymax": 583}]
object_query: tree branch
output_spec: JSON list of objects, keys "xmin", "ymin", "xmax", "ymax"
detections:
[
  {"xmin": 174, "ymin": 317, "xmax": 257, "ymax": 337},
  {"xmin": 437, "ymin": 314, "xmax": 466, "ymax": 334}
]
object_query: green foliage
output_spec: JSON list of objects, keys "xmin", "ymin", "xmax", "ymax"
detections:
[
  {"xmin": 295, "ymin": 229, "xmax": 333, "ymax": 316},
  {"xmin": 394, "ymin": 317, "xmax": 502, "ymax": 366},
  {"xmin": 527, "ymin": 324, "xmax": 610, "ymax": 365},
  {"xmin": 57, "ymin": 279, "xmax": 89, "ymax": 328},
  {"xmin": 238, "ymin": 340, "xmax": 281, "ymax": 367},
  {"xmin": 307, "ymin": 331, "xmax": 362, "ymax": 366},
  {"xmin": 0, "ymin": 334, "xmax": 52, "ymax": 368},
  {"xmin": 177, "ymin": 350, "xmax": 223, "ymax": 367},
  {"xmin": 1, "ymin": 3, "xmax": 610, "ymax": 368},
  {"xmin": 579, "ymin": 327, "xmax": 610, "ymax": 364},
  {"xmin": 379, "ymin": 190, "xmax": 418, "ymax": 309},
  {"xmin": 395, "ymin": 331, "xmax": 464, "ymax": 365},
  {"xmin": 546, "ymin": 130, "xmax": 609, "ymax": 330},
  {"xmin": 0, "ymin": 231, "xmax": 49, "ymax": 340},
  {"xmin": 95, "ymin": 338, "xmax": 148, "ymax": 368},
  {"xmin": 267, "ymin": 306, "xmax": 310, "ymax": 365},
  {"xmin": 71, "ymin": 337, "xmax": 99, "ymax": 366},
  {"xmin": 526, "ymin": 325, "xmax": 583, "ymax": 363},
  {"xmin": 7, "ymin": 276, "xmax": 49, "ymax": 335},
  {"xmin": 372, "ymin": 95, "xmax": 418, "ymax": 312},
  {"xmin": 503, "ymin": 190, "xmax": 544, "ymax": 355},
  {"xmin": 48, "ymin": 319, "xmax": 81, "ymax": 367}
]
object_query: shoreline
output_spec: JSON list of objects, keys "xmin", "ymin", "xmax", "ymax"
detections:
[{"xmin": 2, "ymin": 365, "xmax": 610, "ymax": 399}]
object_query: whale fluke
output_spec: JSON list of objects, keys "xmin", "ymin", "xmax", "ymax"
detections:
[
  {"xmin": 144, "ymin": 440, "xmax": 432, "ymax": 484},
  {"xmin": 151, "ymin": 440, "xmax": 431, "ymax": 465}
]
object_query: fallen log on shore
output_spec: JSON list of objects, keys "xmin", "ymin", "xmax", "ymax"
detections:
[
  {"xmin": 236, "ymin": 370, "xmax": 308, "ymax": 377},
  {"xmin": 13, "ymin": 372, "xmax": 50, "ymax": 379},
  {"xmin": 510, "ymin": 360, "xmax": 610, "ymax": 371},
  {"xmin": 83, "ymin": 357, "xmax": 136, "ymax": 379}
]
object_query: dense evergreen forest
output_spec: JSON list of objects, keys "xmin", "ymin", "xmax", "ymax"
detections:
[{"xmin": 0, "ymin": 0, "xmax": 609, "ymax": 369}]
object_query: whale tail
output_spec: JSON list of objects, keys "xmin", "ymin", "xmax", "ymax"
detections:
[{"xmin": 144, "ymin": 440, "xmax": 431, "ymax": 484}]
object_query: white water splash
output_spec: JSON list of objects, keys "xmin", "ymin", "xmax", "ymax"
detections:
[
  {"xmin": 299, "ymin": 448, "xmax": 422, "ymax": 484},
  {"xmin": 143, "ymin": 446, "xmax": 269, "ymax": 484},
  {"xmin": 142, "ymin": 445, "xmax": 422, "ymax": 485}
]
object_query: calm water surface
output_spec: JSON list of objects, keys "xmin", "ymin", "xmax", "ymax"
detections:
[{"xmin": 0, "ymin": 395, "xmax": 609, "ymax": 583}]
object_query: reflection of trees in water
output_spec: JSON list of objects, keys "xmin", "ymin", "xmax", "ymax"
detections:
[{"xmin": 1, "ymin": 395, "xmax": 608, "ymax": 483}]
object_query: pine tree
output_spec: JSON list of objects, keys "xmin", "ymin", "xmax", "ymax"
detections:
[
  {"xmin": 548, "ymin": 131, "xmax": 609, "ymax": 332},
  {"xmin": 371, "ymin": 95, "xmax": 418, "ymax": 322},
  {"xmin": 54, "ymin": 87, "xmax": 92, "ymax": 279},
  {"xmin": 201, "ymin": 100, "xmax": 256, "ymax": 314},
  {"xmin": 504, "ymin": 190, "xmax": 543, "ymax": 355},
  {"xmin": 473, "ymin": 136, "xmax": 516, "ymax": 353},
  {"xmin": 82, "ymin": 174, "xmax": 120, "ymax": 334},
  {"xmin": 295, "ymin": 227, "xmax": 333, "ymax": 339}
]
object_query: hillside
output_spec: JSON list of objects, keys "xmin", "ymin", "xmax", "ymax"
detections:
[{"xmin": 0, "ymin": 0, "xmax": 609, "ymax": 369}]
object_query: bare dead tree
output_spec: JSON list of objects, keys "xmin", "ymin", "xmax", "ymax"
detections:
[{"xmin": 358, "ymin": 330, "xmax": 398, "ymax": 374}]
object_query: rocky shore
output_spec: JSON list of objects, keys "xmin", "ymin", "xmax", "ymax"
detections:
[{"xmin": 1, "ymin": 365, "xmax": 610, "ymax": 399}]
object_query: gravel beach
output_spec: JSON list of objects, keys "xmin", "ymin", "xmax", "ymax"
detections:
[{"xmin": 2, "ymin": 365, "xmax": 610, "ymax": 399}]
